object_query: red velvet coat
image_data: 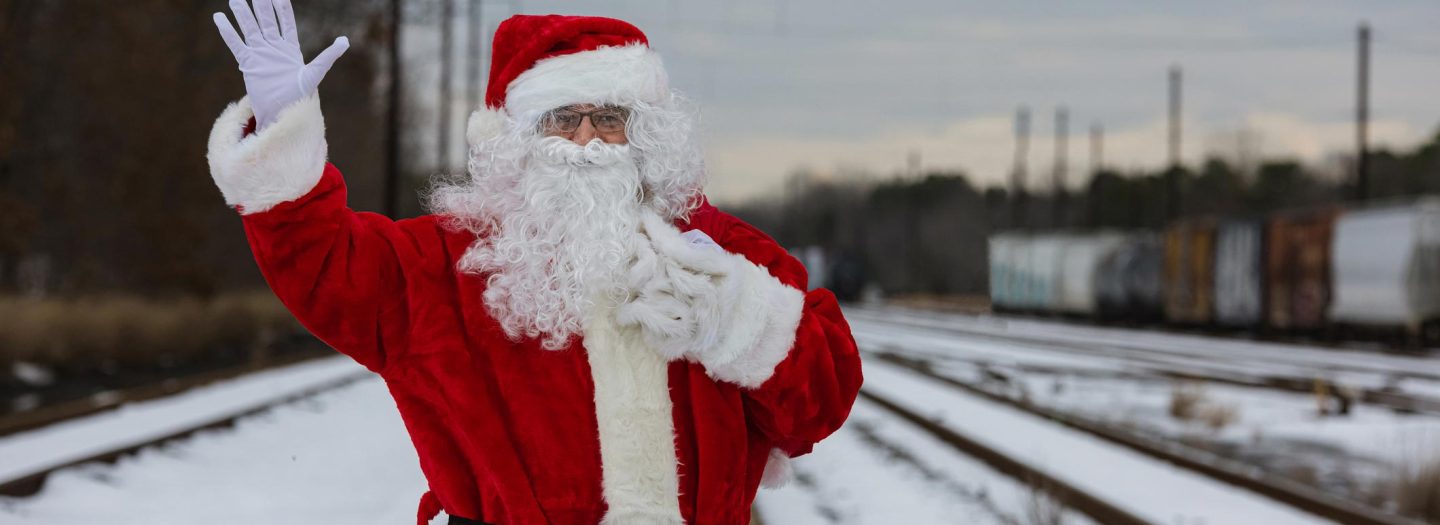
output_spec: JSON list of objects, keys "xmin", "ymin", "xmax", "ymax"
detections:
[{"xmin": 208, "ymin": 97, "xmax": 862, "ymax": 525}]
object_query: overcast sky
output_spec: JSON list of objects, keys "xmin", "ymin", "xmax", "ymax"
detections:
[{"xmin": 437, "ymin": 0, "xmax": 1440, "ymax": 203}]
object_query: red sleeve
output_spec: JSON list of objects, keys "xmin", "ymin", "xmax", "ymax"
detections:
[
  {"xmin": 693, "ymin": 205, "xmax": 864, "ymax": 454},
  {"xmin": 240, "ymin": 163, "xmax": 443, "ymax": 373}
]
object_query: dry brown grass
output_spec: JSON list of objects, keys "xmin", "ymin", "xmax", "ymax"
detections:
[
  {"xmin": 1169, "ymin": 380, "xmax": 1239, "ymax": 431},
  {"xmin": 0, "ymin": 291, "xmax": 300, "ymax": 370},
  {"xmin": 1392, "ymin": 455, "xmax": 1440, "ymax": 522}
]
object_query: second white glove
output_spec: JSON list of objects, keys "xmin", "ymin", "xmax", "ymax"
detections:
[{"xmin": 213, "ymin": 0, "xmax": 349, "ymax": 131}]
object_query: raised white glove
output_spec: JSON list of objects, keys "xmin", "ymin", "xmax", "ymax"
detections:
[{"xmin": 213, "ymin": 0, "xmax": 348, "ymax": 130}]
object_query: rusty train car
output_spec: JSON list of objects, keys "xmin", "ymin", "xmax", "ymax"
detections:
[{"xmin": 988, "ymin": 200, "xmax": 1440, "ymax": 348}]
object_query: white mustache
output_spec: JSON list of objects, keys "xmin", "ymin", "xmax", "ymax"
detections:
[{"xmin": 533, "ymin": 136, "xmax": 633, "ymax": 167}]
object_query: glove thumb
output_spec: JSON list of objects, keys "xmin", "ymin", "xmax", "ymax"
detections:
[{"xmin": 301, "ymin": 36, "xmax": 350, "ymax": 94}]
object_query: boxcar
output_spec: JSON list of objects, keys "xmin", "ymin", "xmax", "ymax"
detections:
[
  {"xmin": 1022, "ymin": 235, "xmax": 1066, "ymax": 312},
  {"xmin": 1097, "ymin": 234, "xmax": 1163, "ymax": 321},
  {"xmin": 1124, "ymin": 235, "xmax": 1165, "ymax": 321},
  {"xmin": 1328, "ymin": 200, "xmax": 1440, "ymax": 343},
  {"xmin": 1056, "ymin": 233, "xmax": 1127, "ymax": 316},
  {"xmin": 1096, "ymin": 239, "xmax": 1131, "ymax": 319},
  {"xmin": 1163, "ymin": 218, "xmax": 1217, "ymax": 325},
  {"xmin": 1213, "ymin": 220, "xmax": 1266, "ymax": 327},
  {"xmin": 988, "ymin": 234, "xmax": 1020, "ymax": 311},
  {"xmin": 1265, "ymin": 208, "xmax": 1340, "ymax": 332}
]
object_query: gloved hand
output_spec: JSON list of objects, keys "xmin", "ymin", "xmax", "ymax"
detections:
[
  {"xmin": 213, "ymin": 0, "xmax": 349, "ymax": 131},
  {"xmin": 619, "ymin": 211, "xmax": 807, "ymax": 389},
  {"xmin": 618, "ymin": 212, "xmax": 746, "ymax": 362}
]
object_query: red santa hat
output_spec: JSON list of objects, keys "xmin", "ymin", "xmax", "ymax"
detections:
[{"xmin": 467, "ymin": 15, "xmax": 670, "ymax": 145}]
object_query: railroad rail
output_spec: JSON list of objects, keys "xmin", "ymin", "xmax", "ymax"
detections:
[
  {"xmin": 852, "ymin": 310, "xmax": 1440, "ymax": 416},
  {"xmin": 1, "ymin": 346, "xmax": 334, "ymax": 439},
  {"xmin": 874, "ymin": 351, "xmax": 1426, "ymax": 525},
  {"xmin": 0, "ymin": 369, "xmax": 371, "ymax": 497},
  {"xmin": 859, "ymin": 388, "xmax": 1156, "ymax": 525}
]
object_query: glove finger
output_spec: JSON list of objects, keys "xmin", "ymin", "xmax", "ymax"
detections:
[
  {"xmin": 617, "ymin": 297, "xmax": 688, "ymax": 340},
  {"xmin": 253, "ymin": 0, "xmax": 283, "ymax": 41},
  {"xmin": 626, "ymin": 242, "xmax": 664, "ymax": 292},
  {"xmin": 228, "ymin": 0, "xmax": 264, "ymax": 43},
  {"xmin": 212, "ymin": 12, "xmax": 248, "ymax": 58},
  {"xmin": 302, "ymin": 36, "xmax": 350, "ymax": 93},
  {"xmin": 274, "ymin": 0, "xmax": 300, "ymax": 45},
  {"xmin": 647, "ymin": 333, "xmax": 692, "ymax": 362},
  {"xmin": 664, "ymin": 262, "xmax": 713, "ymax": 299}
]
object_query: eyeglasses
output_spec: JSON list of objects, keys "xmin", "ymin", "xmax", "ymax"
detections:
[{"xmin": 540, "ymin": 105, "xmax": 631, "ymax": 134}]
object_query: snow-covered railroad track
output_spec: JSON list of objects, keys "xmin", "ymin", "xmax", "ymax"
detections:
[
  {"xmin": 848, "ymin": 306, "xmax": 1440, "ymax": 416},
  {"xmin": 1, "ymin": 350, "xmax": 334, "ymax": 439},
  {"xmin": 867, "ymin": 351, "xmax": 1424, "ymax": 525},
  {"xmin": 857, "ymin": 357, "xmax": 1383, "ymax": 525},
  {"xmin": 857, "ymin": 388, "xmax": 1154, "ymax": 525},
  {"xmin": 0, "ymin": 356, "xmax": 369, "ymax": 498}
]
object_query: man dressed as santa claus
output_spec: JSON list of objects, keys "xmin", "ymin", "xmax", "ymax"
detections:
[{"xmin": 208, "ymin": 1, "xmax": 862, "ymax": 524}]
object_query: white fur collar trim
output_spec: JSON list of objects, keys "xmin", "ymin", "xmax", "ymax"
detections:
[
  {"xmin": 582, "ymin": 307, "xmax": 684, "ymax": 525},
  {"xmin": 504, "ymin": 44, "xmax": 669, "ymax": 119},
  {"xmin": 206, "ymin": 95, "xmax": 327, "ymax": 215}
]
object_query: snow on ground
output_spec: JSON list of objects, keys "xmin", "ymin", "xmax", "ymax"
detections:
[
  {"xmin": 849, "ymin": 306, "xmax": 1440, "ymax": 392},
  {"xmin": 849, "ymin": 306, "xmax": 1440, "ymax": 498},
  {"xmin": 849, "ymin": 307, "xmax": 1440, "ymax": 505},
  {"xmin": 11, "ymin": 306, "xmax": 1419, "ymax": 524},
  {"xmin": 862, "ymin": 357, "xmax": 1338, "ymax": 524},
  {"xmin": 0, "ymin": 355, "xmax": 368, "ymax": 484},
  {"xmin": 0, "ymin": 374, "xmax": 429, "ymax": 525},
  {"xmin": 757, "ymin": 399, "xmax": 1096, "ymax": 525},
  {"xmin": 6, "ymin": 351, "xmax": 1101, "ymax": 525}
]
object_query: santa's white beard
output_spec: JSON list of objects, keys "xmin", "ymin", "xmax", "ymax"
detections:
[{"xmin": 444, "ymin": 137, "xmax": 648, "ymax": 350}]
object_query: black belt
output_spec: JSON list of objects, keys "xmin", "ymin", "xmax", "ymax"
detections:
[{"xmin": 448, "ymin": 517, "xmax": 495, "ymax": 525}]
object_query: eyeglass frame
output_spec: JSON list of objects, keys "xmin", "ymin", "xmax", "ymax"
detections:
[{"xmin": 538, "ymin": 105, "xmax": 632, "ymax": 135}]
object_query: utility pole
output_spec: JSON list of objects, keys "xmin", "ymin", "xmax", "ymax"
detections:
[
  {"xmin": 1011, "ymin": 106, "xmax": 1031, "ymax": 229},
  {"xmin": 438, "ymin": 0, "xmax": 455, "ymax": 172},
  {"xmin": 1089, "ymin": 122, "xmax": 1104, "ymax": 228},
  {"xmin": 468, "ymin": 0, "xmax": 483, "ymax": 113},
  {"xmin": 1090, "ymin": 123, "xmax": 1103, "ymax": 176},
  {"xmin": 384, "ymin": 0, "xmax": 403, "ymax": 218},
  {"xmin": 1356, "ymin": 21, "xmax": 1371, "ymax": 202},
  {"xmin": 1168, "ymin": 65, "xmax": 1182, "ymax": 169},
  {"xmin": 1167, "ymin": 64, "xmax": 1183, "ymax": 220},
  {"xmin": 1053, "ymin": 106, "xmax": 1069, "ymax": 228}
]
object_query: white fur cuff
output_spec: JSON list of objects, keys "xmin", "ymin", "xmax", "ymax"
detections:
[
  {"xmin": 760, "ymin": 447, "xmax": 795, "ymax": 488},
  {"xmin": 206, "ymin": 95, "xmax": 328, "ymax": 215}
]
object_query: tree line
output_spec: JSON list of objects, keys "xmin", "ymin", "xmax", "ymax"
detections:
[{"xmin": 731, "ymin": 129, "xmax": 1440, "ymax": 297}]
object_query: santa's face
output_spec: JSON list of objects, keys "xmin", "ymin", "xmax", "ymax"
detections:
[{"xmin": 429, "ymin": 99, "xmax": 706, "ymax": 350}]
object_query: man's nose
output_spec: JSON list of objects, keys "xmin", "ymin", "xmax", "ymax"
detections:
[{"xmin": 570, "ymin": 116, "xmax": 598, "ymax": 145}]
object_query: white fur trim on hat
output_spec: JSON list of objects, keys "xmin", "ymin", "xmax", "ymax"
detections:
[
  {"xmin": 206, "ymin": 95, "xmax": 327, "ymax": 215},
  {"xmin": 504, "ymin": 43, "xmax": 669, "ymax": 118}
]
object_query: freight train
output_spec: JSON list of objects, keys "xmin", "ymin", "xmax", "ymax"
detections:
[{"xmin": 989, "ymin": 199, "xmax": 1440, "ymax": 348}]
